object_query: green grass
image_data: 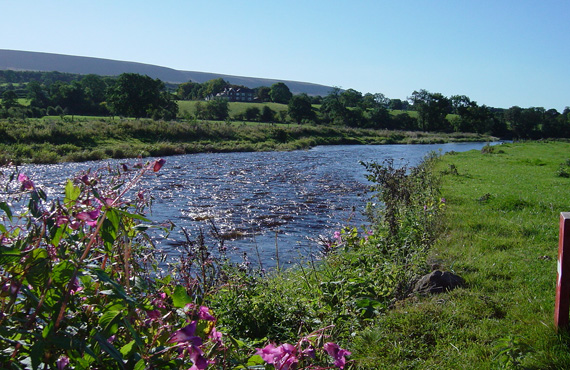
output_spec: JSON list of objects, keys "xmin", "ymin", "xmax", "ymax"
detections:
[
  {"xmin": 177, "ymin": 100, "xmax": 289, "ymax": 118},
  {"xmin": 0, "ymin": 117, "xmax": 494, "ymax": 164},
  {"xmin": 352, "ymin": 141, "xmax": 570, "ymax": 369}
]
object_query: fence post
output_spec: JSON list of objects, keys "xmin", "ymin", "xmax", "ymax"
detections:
[{"xmin": 555, "ymin": 212, "xmax": 570, "ymax": 331}]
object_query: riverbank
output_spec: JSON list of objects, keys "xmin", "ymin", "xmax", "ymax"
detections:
[
  {"xmin": 352, "ymin": 141, "xmax": 570, "ymax": 368},
  {"xmin": 0, "ymin": 117, "xmax": 495, "ymax": 164},
  {"xmin": 2, "ymin": 140, "xmax": 569, "ymax": 368}
]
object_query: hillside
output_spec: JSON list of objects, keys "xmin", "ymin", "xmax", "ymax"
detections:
[{"xmin": 0, "ymin": 49, "xmax": 333, "ymax": 96}]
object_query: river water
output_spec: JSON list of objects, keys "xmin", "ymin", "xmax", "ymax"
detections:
[{"xmin": 19, "ymin": 142, "xmax": 494, "ymax": 269}]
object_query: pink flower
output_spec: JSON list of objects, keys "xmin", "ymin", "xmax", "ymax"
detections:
[
  {"xmin": 153, "ymin": 158, "xmax": 166, "ymax": 172},
  {"xmin": 198, "ymin": 306, "xmax": 216, "ymax": 321},
  {"xmin": 75, "ymin": 209, "xmax": 101, "ymax": 227},
  {"xmin": 323, "ymin": 342, "xmax": 351, "ymax": 369},
  {"xmin": 18, "ymin": 173, "xmax": 34, "ymax": 190},
  {"xmin": 146, "ymin": 310, "xmax": 161, "ymax": 320},
  {"xmin": 168, "ymin": 322, "xmax": 202, "ymax": 346},
  {"xmin": 186, "ymin": 345, "xmax": 209, "ymax": 370},
  {"xmin": 257, "ymin": 343, "xmax": 298, "ymax": 370},
  {"xmin": 333, "ymin": 231, "xmax": 341, "ymax": 240},
  {"xmin": 209, "ymin": 327, "xmax": 223, "ymax": 344},
  {"xmin": 56, "ymin": 355, "xmax": 69, "ymax": 370}
]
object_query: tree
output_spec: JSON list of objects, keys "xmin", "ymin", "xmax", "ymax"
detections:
[
  {"xmin": 177, "ymin": 81, "xmax": 202, "ymax": 100},
  {"xmin": 1, "ymin": 90, "xmax": 19, "ymax": 109},
  {"xmin": 269, "ymin": 82, "xmax": 292, "ymax": 104},
  {"xmin": 288, "ymin": 94, "xmax": 315, "ymax": 124},
  {"xmin": 260, "ymin": 106, "xmax": 275, "ymax": 122},
  {"xmin": 205, "ymin": 98, "xmax": 229, "ymax": 121},
  {"xmin": 409, "ymin": 89, "xmax": 452, "ymax": 131},
  {"xmin": 245, "ymin": 106, "xmax": 261, "ymax": 121},
  {"xmin": 340, "ymin": 88, "xmax": 362, "ymax": 108},
  {"xmin": 107, "ymin": 73, "xmax": 177, "ymax": 119},
  {"xmin": 320, "ymin": 87, "xmax": 349, "ymax": 125},
  {"xmin": 27, "ymin": 81, "xmax": 50, "ymax": 109},
  {"xmin": 201, "ymin": 78, "xmax": 228, "ymax": 98},
  {"xmin": 256, "ymin": 86, "xmax": 271, "ymax": 102},
  {"xmin": 81, "ymin": 74, "xmax": 109, "ymax": 115}
]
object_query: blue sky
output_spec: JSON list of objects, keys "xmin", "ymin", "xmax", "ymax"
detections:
[{"xmin": 1, "ymin": 0, "xmax": 568, "ymax": 111}]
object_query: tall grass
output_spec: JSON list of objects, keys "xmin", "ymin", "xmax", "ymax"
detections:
[{"xmin": 0, "ymin": 117, "xmax": 493, "ymax": 164}]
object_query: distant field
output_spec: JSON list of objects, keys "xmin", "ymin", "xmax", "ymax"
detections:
[{"xmin": 177, "ymin": 100, "xmax": 289, "ymax": 118}]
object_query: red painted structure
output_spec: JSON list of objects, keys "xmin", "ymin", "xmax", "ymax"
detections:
[{"xmin": 555, "ymin": 212, "xmax": 570, "ymax": 330}]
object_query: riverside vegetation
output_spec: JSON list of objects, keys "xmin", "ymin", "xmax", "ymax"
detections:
[
  {"xmin": 1, "ymin": 141, "xmax": 570, "ymax": 369},
  {"xmin": 0, "ymin": 116, "xmax": 492, "ymax": 165}
]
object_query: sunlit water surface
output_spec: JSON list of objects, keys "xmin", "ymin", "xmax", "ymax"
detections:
[{"xmin": 20, "ymin": 143, "xmax": 496, "ymax": 269}]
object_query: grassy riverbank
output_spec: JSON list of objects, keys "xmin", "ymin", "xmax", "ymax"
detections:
[
  {"xmin": 0, "ymin": 117, "xmax": 493, "ymax": 164},
  {"xmin": 351, "ymin": 141, "xmax": 570, "ymax": 368}
]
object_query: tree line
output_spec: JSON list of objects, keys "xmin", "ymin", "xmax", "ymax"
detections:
[{"xmin": 1, "ymin": 70, "xmax": 569, "ymax": 139}]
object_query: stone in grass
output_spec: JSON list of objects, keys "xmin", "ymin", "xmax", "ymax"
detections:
[{"xmin": 413, "ymin": 270, "xmax": 465, "ymax": 295}]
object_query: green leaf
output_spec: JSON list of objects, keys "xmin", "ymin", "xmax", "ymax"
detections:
[
  {"xmin": 115, "ymin": 209, "xmax": 150, "ymax": 222},
  {"xmin": 247, "ymin": 354, "xmax": 265, "ymax": 366},
  {"xmin": 64, "ymin": 179, "xmax": 80, "ymax": 204},
  {"xmin": 93, "ymin": 269, "xmax": 130, "ymax": 302},
  {"xmin": 133, "ymin": 359, "xmax": 146, "ymax": 370},
  {"xmin": 52, "ymin": 260, "xmax": 75, "ymax": 287},
  {"xmin": 0, "ymin": 246, "xmax": 23, "ymax": 267},
  {"xmin": 120, "ymin": 340, "xmax": 136, "ymax": 357},
  {"xmin": 30, "ymin": 339, "xmax": 45, "ymax": 370},
  {"xmin": 94, "ymin": 333, "xmax": 125, "ymax": 369},
  {"xmin": 50, "ymin": 225, "xmax": 65, "ymax": 249},
  {"xmin": 172, "ymin": 285, "xmax": 191, "ymax": 308},
  {"xmin": 99, "ymin": 310, "xmax": 122, "ymax": 334},
  {"xmin": 0, "ymin": 201, "xmax": 12, "ymax": 221},
  {"xmin": 27, "ymin": 248, "xmax": 50, "ymax": 289}
]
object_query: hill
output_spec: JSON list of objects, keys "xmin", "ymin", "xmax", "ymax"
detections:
[{"xmin": 0, "ymin": 49, "xmax": 334, "ymax": 96}]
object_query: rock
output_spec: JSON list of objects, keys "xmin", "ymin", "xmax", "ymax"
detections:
[{"xmin": 413, "ymin": 270, "xmax": 465, "ymax": 294}]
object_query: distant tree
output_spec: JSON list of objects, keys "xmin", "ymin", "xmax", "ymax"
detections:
[
  {"xmin": 409, "ymin": 89, "xmax": 452, "ymax": 131},
  {"xmin": 256, "ymin": 86, "xmax": 271, "ymax": 102},
  {"xmin": 269, "ymin": 82, "xmax": 292, "ymax": 104},
  {"xmin": 27, "ymin": 81, "xmax": 50, "ymax": 109},
  {"xmin": 201, "ymin": 78, "xmax": 228, "ymax": 98},
  {"xmin": 389, "ymin": 98, "xmax": 404, "ymax": 111},
  {"xmin": 309, "ymin": 95, "xmax": 323, "ymax": 105},
  {"xmin": 107, "ymin": 73, "xmax": 177, "ymax": 119},
  {"xmin": 505, "ymin": 106, "xmax": 542, "ymax": 139},
  {"xmin": 260, "ymin": 105, "xmax": 275, "ymax": 122},
  {"xmin": 194, "ymin": 101, "xmax": 206, "ymax": 119},
  {"xmin": 368, "ymin": 106, "xmax": 392, "ymax": 129},
  {"xmin": 245, "ymin": 106, "xmax": 261, "ymax": 121},
  {"xmin": 320, "ymin": 87, "xmax": 349, "ymax": 125},
  {"xmin": 205, "ymin": 98, "xmax": 229, "ymax": 121},
  {"xmin": 177, "ymin": 81, "xmax": 202, "ymax": 100},
  {"xmin": 340, "ymin": 88, "xmax": 363, "ymax": 107},
  {"xmin": 288, "ymin": 94, "xmax": 315, "ymax": 124},
  {"xmin": 1, "ymin": 90, "xmax": 19, "ymax": 109}
]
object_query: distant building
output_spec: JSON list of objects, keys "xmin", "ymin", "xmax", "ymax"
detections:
[{"xmin": 206, "ymin": 87, "xmax": 256, "ymax": 102}]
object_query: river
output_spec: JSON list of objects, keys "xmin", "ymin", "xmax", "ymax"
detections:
[{"xmin": 19, "ymin": 142, "xmax": 495, "ymax": 269}]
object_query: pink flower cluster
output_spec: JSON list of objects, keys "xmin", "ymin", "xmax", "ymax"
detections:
[
  {"xmin": 167, "ymin": 305, "xmax": 221, "ymax": 370},
  {"xmin": 257, "ymin": 340, "xmax": 351, "ymax": 369}
]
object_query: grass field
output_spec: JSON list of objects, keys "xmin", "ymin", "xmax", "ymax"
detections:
[
  {"xmin": 351, "ymin": 141, "xmax": 570, "ymax": 368},
  {"xmin": 177, "ymin": 100, "xmax": 289, "ymax": 118}
]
